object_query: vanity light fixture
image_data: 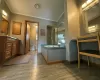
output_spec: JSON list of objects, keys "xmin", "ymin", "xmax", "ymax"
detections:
[
  {"xmin": 87, "ymin": 0, "xmax": 93, "ymax": 4},
  {"xmin": 2, "ymin": 10, "xmax": 7, "ymax": 16},
  {"xmin": 82, "ymin": 3, "xmax": 87, "ymax": 8},
  {"xmin": 2, "ymin": 10, "xmax": 8, "ymax": 20},
  {"xmin": 82, "ymin": 0, "xmax": 98, "ymax": 9},
  {"xmin": 88, "ymin": 25, "xmax": 97, "ymax": 33}
]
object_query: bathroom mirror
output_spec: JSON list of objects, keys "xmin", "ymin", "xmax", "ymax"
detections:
[
  {"xmin": 47, "ymin": 25, "xmax": 65, "ymax": 45},
  {"xmin": 0, "ymin": 19, "xmax": 9, "ymax": 34},
  {"xmin": 57, "ymin": 26, "xmax": 65, "ymax": 45},
  {"xmin": 47, "ymin": 25, "xmax": 57, "ymax": 45},
  {"xmin": 82, "ymin": 1, "xmax": 100, "ymax": 33}
]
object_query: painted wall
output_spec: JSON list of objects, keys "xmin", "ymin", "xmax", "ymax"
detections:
[
  {"xmin": 58, "ymin": 13, "xmax": 64, "ymax": 26},
  {"xmin": 10, "ymin": 14, "xmax": 57, "ymax": 54},
  {"xmin": 58, "ymin": 13, "xmax": 65, "ymax": 33},
  {"xmin": 64, "ymin": 0, "xmax": 80, "ymax": 61}
]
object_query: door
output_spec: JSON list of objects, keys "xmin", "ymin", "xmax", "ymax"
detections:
[
  {"xmin": 25, "ymin": 23, "xmax": 30, "ymax": 53},
  {"xmin": 25, "ymin": 21, "xmax": 39, "ymax": 54}
]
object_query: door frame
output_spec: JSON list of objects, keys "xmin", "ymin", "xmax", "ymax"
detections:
[{"xmin": 24, "ymin": 20, "xmax": 39, "ymax": 54}]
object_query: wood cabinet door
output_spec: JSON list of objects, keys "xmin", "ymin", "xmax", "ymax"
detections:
[
  {"xmin": 5, "ymin": 42, "xmax": 12, "ymax": 60},
  {"xmin": 12, "ymin": 41, "xmax": 17, "ymax": 56}
]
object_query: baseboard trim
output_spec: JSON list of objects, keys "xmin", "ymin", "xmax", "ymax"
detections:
[
  {"xmin": 47, "ymin": 60, "xmax": 65, "ymax": 65},
  {"xmin": 64, "ymin": 60, "xmax": 78, "ymax": 64}
]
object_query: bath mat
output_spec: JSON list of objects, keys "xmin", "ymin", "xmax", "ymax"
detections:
[{"xmin": 3, "ymin": 54, "xmax": 31, "ymax": 66}]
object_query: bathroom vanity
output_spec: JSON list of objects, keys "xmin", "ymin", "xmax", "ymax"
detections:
[
  {"xmin": 41, "ymin": 45, "xmax": 66, "ymax": 64},
  {"xmin": 0, "ymin": 36, "xmax": 20, "ymax": 65}
]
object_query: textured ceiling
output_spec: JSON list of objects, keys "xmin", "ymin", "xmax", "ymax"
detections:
[{"xmin": 5, "ymin": 0, "xmax": 64, "ymax": 22}]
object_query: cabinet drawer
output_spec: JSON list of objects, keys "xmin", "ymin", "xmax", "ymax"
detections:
[
  {"xmin": 5, "ymin": 42, "xmax": 12, "ymax": 60},
  {"xmin": 6, "ymin": 47, "xmax": 12, "ymax": 51},
  {"xmin": 5, "ymin": 50, "xmax": 11, "ymax": 55},
  {"xmin": 6, "ymin": 42, "xmax": 12, "ymax": 47},
  {"xmin": 5, "ymin": 53, "xmax": 11, "ymax": 59},
  {"xmin": 7, "ymin": 38, "xmax": 16, "ymax": 43},
  {"xmin": 6, "ymin": 43, "xmax": 12, "ymax": 51},
  {"xmin": 5, "ymin": 50, "xmax": 11, "ymax": 59},
  {"xmin": 7, "ymin": 38, "xmax": 13, "ymax": 41}
]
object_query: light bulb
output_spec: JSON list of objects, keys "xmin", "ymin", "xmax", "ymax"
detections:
[
  {"xmin": 87, "ymin": 0, "xmax": 93, "ymax": 4},
  {"xmin": 2, "ymin": 10, "xmax": 7, "ymax": 16},
  {"xmin": 82, "ymin": 3, "xmax": 87, "ymax": 8}
]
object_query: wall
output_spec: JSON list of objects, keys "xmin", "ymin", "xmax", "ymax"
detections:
[
  {"xmin": 58, "ymin": 13, "xmax": 65, "ymax": 33},
  {"xmin": 58, "ymin": 13, "xmax": 64, "ymax": 26},
  {"xmin": 10, "ymin": 14, "xmax": 57, "ymax": 54},
  {"xmin": 64, "ymin": 0, "xmax": 80, "ymax": 61}
]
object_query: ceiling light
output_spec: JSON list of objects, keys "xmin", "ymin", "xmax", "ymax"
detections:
[{"xmin": 34, "ymin": 4, "xmax": 40, "ymax": 9}]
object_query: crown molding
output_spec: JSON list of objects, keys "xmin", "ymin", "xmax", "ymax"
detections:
[
  {"xmin": 13, "ymin": 12, "xmax": 58, "ymax": 22},
  {"xmin": 57, "ymin": 12, "xmax": 64, "ymax": 22},
  {"xmin": 4, "ymin": 0, "xmax": 13, "ymax": 13}
]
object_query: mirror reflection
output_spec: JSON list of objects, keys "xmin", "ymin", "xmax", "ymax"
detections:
[
  {"xmin": 47, "ymin": 14, "xmax": 65, "ymax": 46},
  {"xmin": 57, "ymin": 23, "xmax": 65, "ymax": 46},
  {"xmin": 83, "ymin": 2, "xmax": 100, "ymax": 33}
]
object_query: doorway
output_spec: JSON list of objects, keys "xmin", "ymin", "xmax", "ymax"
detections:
[{"xmin": 25, "ymin": 21, "xmax": 39, "ymax": 54}]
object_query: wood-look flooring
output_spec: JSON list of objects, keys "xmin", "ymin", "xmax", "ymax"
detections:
[{"xmin": 0, "ymin": 51, "xmax": 100, "ymax": 80}]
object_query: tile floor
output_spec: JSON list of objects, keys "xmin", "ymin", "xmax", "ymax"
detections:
[{"xmin": 0, "ymin": 51, "xmax": 100, "ymax": 80}]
